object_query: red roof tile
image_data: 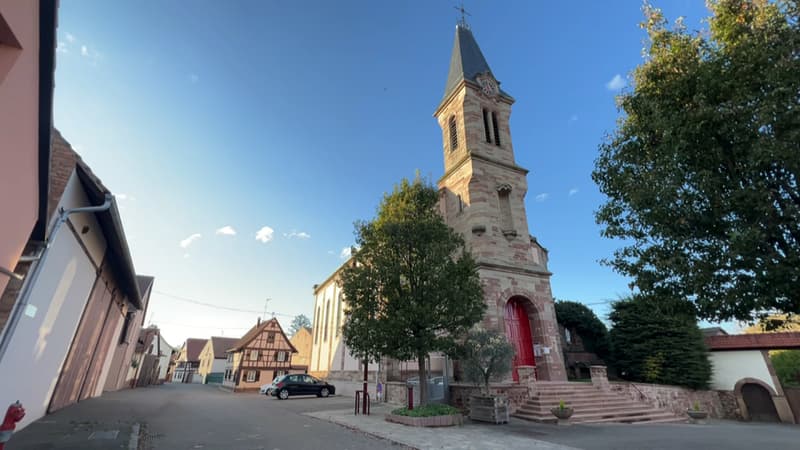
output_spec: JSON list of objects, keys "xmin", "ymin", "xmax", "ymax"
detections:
[{"xmin": 705, "ymin": 332, "xmax": 800, "ymax": 351}]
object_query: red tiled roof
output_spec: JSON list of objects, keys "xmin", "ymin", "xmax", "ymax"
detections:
[
  {"xmin": 229, "ymin": 318, "xmax": 297, "ymax": 353},
  {"xmin": 209, "ymin": 337, "xmax": 240, "ymax": 359},
  {"xmin": 184, "ymin": 338, "xmax": 207, "ymax": 362},
  {"xmin": 705, "ymin": 332, "xmax": 800, "ymax": 351}
]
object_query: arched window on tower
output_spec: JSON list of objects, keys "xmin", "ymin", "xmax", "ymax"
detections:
[
  {"xmin": 449, "ymin": 115, "xmax": 458, "ymax": 151},
  {"xmin": 497, "ymin": 184, "xmax": 514, "ymax": 235},
  {"xmin": 482, "ymin": 109, "xmax": 491, "ymax": 143},
  {"xmin": 335, "ymin": 293, "xmax": 343, "ymax": 337},
  {"xmin": 492, "ymin": 112, "xmax": 501, "ymax": 146},
  {"xmin": 324, "ymin": 299, "xmax": 330, "ymax": 341}
]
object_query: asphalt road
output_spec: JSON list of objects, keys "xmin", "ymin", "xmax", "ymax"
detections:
[{"xmin": 12, "ymin": 383, "xmax": 399, "ymax": 450}]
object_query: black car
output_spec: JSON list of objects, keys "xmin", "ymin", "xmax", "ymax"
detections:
[{"xmin": 268, "ymin": 374, "xmax": 336, "ymax": 400}]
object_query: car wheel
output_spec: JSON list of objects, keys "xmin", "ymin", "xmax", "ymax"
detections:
[
  {"xmin": 278, "ymin": 388, "xmax": 289, "ymax": 400},
  {"xmin": 320, "ymin": 387, "xmax": 330, "ymax": 398}
]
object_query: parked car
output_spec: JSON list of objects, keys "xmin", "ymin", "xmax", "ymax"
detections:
[{"xmin": 264, "ymin": 374, "xmax": 336, "ymax": 400}]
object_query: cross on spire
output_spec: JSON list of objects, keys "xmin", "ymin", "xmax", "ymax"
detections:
[{"xmin": 454, "ymin": 2, "xmax": 471, "ymax": 28}]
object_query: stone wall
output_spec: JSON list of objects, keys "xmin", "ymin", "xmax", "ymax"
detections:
[
  {"xmin": 448, "ymin": 383, "xmax": 528, "ymax": 414},
  {"xmin": 609, "ymin": 381, "xmax": 740, "ymax": 419}
]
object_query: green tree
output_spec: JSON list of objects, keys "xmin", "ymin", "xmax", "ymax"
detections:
[
  {"xmin": 772, "ymin": 350, "xmax": 800, "ymax": 387},
  {"xmin": 554, "ymin": 300, "xmax": 610, "ymax": 359},
  {"xmin": 592, "ymin": 0, "xmax": 800, "ymax": 323},
  {"xmin": 288, "ymin": 314, "xmax": 311, "ymax": 337},
  {"xmin": 341, "ymin": 177, "xmax": 485, "ymax": 405},
  {"xmin": 461, "ymin": 329, "xmax": 516, "ymax": 395},
  {"xmin": 609, "ymin": 295, "xmax": 711, "ymax": 389}
]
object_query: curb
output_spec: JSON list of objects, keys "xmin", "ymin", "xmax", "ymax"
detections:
[{"xmin": 128, "ymin": 423, "xmax": 140, "ymax": 450}]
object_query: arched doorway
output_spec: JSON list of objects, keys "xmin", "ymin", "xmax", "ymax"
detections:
[
  {"xmin": 741, "ymin": 383, "xmax": 780, "ymax": 422},
  {"xmin": 504, "ymin": 297, "xmax": 536, "ymax": 381}
]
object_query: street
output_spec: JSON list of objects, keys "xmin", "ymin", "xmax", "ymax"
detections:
[{"xmin": 10, "ymin": 383, "xmax": 398, "ymax": 449}]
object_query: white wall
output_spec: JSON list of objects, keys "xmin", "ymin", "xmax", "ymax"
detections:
[
  {"xmin": 0, "ymin": 228, "xmax": 96, "ymax": 429},
  {"xmin": 50, "ymin": 174, "xmax": 107, "ymax": 266},
  {"xmin": 210, "ymin": 358, "xmax": 226, "ymax": 374},
  {"xmin": 709, "ymin": 350, "xmax": 776, "ymax": 391}
]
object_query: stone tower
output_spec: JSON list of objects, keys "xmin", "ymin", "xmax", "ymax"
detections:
[{"xmin": 435, "ymin": 24, "xmax": 566, "ymax": 381}]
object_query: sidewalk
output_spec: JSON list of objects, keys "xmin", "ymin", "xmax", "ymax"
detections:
[
  {"xmin": 304, "ymin": 405, "xmax": 577, "ymax": 450},
  {"xmin": 8, "ymin": 415, "xmax": 139, "ymax": 450}
]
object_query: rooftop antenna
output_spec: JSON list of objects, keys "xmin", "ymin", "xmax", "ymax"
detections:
[
  {"xmin": 455, "ymin": 2, "xmax": 470, "ymax": 29},
  {"xmin": 263, "ymin": 298, "xmax": 271, "ymax": 321}
]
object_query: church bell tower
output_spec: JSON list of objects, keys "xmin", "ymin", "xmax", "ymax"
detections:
[{"xmin": 435, "ymin": 23, "xmax": 566, "ymax": 381}]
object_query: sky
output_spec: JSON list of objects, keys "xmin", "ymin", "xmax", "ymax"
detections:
[{"xmin": 52, "ymin": 0, "xmax": 720, "ymax": 347}]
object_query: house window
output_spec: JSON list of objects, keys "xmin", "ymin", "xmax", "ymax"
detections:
[
  {"xmin": 249, "ymin": 350, "xmax": 259, "ymax": 361},
  {"xmin": 457, "ymin": 194, "xmax": 463, "ymax": 213},
  {"xmin": 276, "ymin": 351, "xmax": 287, "ymax": 362},
  {"xmin": 227, "ymin": 353, "xmax": 233, "ymax": 363},
  {"xmin": 449, "ymin": 115, "xmax": 458, "ymax": 151},
  {"xmin": 246, "ymin": 370, "xmax": 258, "ymax": 382},
  {"xmin": 482, "ymin": 108, "xmax": 491, "ymax": 143},
  {"xmin": 335, "ymin": 294, "xmax": 343, "ymax": 337},
  {"xmin": 314, "ymin": 306, "xmax": 321, "ymax": 343},
  {"xmin": 119, "ymin": 312, "xmax": 134, "ymax": 344},
  {"xmin": 492, "ymin": 112, "xmax": 501, "ymax": 146},
  {"xmin": 267, "ymin": 332, "xmax": 275, "ymax": 344},
  {"xmin": 565, "ymin": 328, "xmax": 572, "ymax": 345}
]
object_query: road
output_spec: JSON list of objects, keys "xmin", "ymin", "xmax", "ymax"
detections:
[{"xmin": 11, "ymin": 383, "xmax": 399, "ymax": 449}]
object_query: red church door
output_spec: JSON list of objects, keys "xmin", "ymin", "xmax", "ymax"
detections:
[{"xmin": 504, "ymin": 298, "xmax": 536, "ymax": 382}]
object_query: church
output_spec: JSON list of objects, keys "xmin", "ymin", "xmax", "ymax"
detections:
[{"xmin": 309, "ymin": 22, "xmax": 566, "ymax": 392}]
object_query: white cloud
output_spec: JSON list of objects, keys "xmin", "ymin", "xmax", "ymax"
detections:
[
  {"xmin": 183, "ymin": 253, "xmax": 190, "ymax": 259},
  {"xmin": 569, "ymin": 188, "xmax": 579, "ymax": 196},
  {"xmin": 179, "ymin": 233, "xmax": 202, "ymax": 249},
  {"xmin": 56, "ymin": 41, "xmax": 68, "ymax": 54},
  {"xmin": 606, "ymin": 74, "xmax": 626, "ymax": 91},
  {"xmin": 81, "ymin": 45, "xmax": 89, "ymax": 57},
  {"xmin": 340, "ymin": 247, "xmax": 352, "ymax": 260},
  {"xmin": 535, "ymin": 193, "xmax": 550, "ymax": 202},
  {"xmin": 215, "ymin": 225, "xmax": 237, "ymax": 236},
  {"xmin": 65, "ymin": 33, "xmax": 75, "ymax": 43},
  {"xmin": 255, "ymin": 226, "xmax": 274, "ymax": 243},
  {"xmin": 284, "ymin": 230, "xmax": 311, "ymax": 239},
  {"xmin": 116, "ymin": 193, "xmax": 128, "ymax": 201},
  {"xmin": 327, "ymin": 250, "xmax": 335, "ymax": 255},
  {"xmin": 189, "ymin": 73, "xmax": 199, "ymax": 83},
  {"xmin": 569, "ymin": 114, "xmax": 578, "ymax": 123}
]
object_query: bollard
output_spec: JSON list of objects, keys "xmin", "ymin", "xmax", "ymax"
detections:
[
  {"xmin": 0, "ymin": 401, "xmax": 25, "ymax": 450},
  {"xmin": 407, "ymin": 385, "xmax": 414, "ymax": 410}
]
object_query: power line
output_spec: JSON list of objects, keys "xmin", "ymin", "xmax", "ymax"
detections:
[
  {"xmin": 152, "ymin": 290, "xmax": 297, "ymax": 318},
  {"xmin": 153, "ymin": 320, "xmax": 252, "ymax": 330}
]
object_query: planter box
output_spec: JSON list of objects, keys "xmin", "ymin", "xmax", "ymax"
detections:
[
  {"xmin": 687, "ymin": 409, "xmax": 708, "ymax": 424},
  {"xmin": 469, "ymin": 395, "xmax": 510, "ymax": 424},
  {"xmin": 385, "ymin": 413, "xmax": 464, "ymax": 427}
]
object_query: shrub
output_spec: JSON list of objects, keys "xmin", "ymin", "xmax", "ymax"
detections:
[
  {"xmin": 391, "ymin": 404, "xmax": 461, "ymax": 417},
  {"xmin": 460, "ymin": 329, "xmax": 515, "ymax": 394}
]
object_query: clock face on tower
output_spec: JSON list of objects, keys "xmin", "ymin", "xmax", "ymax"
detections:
[{"xmin": 478, "ymin": 76, "xmax": 498, "ymax": 97}]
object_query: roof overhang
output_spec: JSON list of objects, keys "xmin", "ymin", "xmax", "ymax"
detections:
[
  {"xmin": 75, "ymin": 164, "xmax": 142, "ymax": 309},
  {"xmin": 705, "ymin": 332, "xmax": 800, "ymax": 351}
]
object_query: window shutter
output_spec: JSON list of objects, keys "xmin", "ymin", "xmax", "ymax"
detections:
[{"xmin": 255, "ymin": 371, "xmax": 260, "ymax": 382}]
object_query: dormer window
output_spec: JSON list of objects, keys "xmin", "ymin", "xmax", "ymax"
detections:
[{"xmin": 449, "ymin": 115, "xmax": 458, "ymax": 151}]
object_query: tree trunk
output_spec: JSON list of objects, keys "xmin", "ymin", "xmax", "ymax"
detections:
[{"xmin": 417, "ymin": 354, "xmax": 428, "ymax": 406}]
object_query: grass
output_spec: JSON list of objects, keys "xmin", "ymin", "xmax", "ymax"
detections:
[{"xmin": 391, "ymin": 404, "xmax": 462, "ymax": 417}]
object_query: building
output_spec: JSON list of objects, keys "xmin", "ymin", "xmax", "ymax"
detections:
[
  {"xmin": 198, "ymin": 336, "xmax": 239, "ymax": 384},
  {"xmin": 558, "ymin": 324, "xmax": 605, "ymax": 380},
  {"xmin": 0, "ymin": 129, "xmax": 147, "ymax": 429},
  {"xmin": 289, "ymin": 327, "xmax": 312, "ymax": 370},
  {"xmin": 0, "ymin": 0, "xmax": 56, "ymax": 302},
  {"xmin": 130, "ymin": 326, "xmax": 173, "ymax": 386},
  {"xmin": 223, "ymin": 318, "xmax": 303, "ymax": 392},
  {"xmin": 310, "ymin": 22, "xmax": 566, "ymax": 386},
  {"xmin": 704, "ymin": 330, "xmax": 799, "ymax": 423},
  {"xmin": 172, "ymin": 338, "xmax": 206, "ymax": 383},
  {"xmin": 103, "ymin": 275, "xmax": 155, "ymax": 391}
]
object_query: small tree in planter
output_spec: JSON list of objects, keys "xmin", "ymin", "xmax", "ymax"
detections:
[{"xmin": 461, "ymin": 329, "xmax": 515, "ymax": 424}]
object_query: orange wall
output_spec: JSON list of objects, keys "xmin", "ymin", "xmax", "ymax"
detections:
[{"xmin": 0, "ymin": 0, "xmax": 42, "ymax": 294}]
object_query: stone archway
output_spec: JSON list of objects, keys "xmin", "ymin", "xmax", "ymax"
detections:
[{"xmin": 734, "ymin": 378, "xmax": 781, "ymax": 422}]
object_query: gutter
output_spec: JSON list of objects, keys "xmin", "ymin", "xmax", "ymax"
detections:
[{"xmin": 0, "ymin": 194, "xmax": 113, "ymax": 365}]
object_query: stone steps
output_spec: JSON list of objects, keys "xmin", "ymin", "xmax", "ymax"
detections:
[{"xmin": 513, "ymin": 382, "xmax": 685, "ymax": 425}]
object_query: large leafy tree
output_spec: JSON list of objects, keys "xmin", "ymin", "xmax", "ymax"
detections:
[
  {"xmin": 461, "ymin": 329, "xmax": 515, "ymax": 395},
  {"xmin": 341, "ymin": 177, "xmax": 485, "ymax": 405},
  {"xmin": 554, "ymin": 300, "xmax": 609, "ymax": 359},
  {"xmin": 609, "ymin": 295, "xmax": 711, "ymax": 389},
  {"xmin": 288, "ymin": 314, "xmax": 311, "ymax": 337},
  {"xmin": 593, "ymin": 0, "xmax": 800, "ymax": 323}
]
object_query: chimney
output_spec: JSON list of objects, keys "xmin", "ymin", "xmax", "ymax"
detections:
[{"xmin": 257, "ymin": 317, "xmax": 261, "ymax": 326}]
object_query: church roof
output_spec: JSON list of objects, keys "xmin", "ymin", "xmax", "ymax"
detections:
[{"xmin": 442, "ymin": 24, "xmax": 510, "ymax": 103}]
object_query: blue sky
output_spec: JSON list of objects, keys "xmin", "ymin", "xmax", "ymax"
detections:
[{"xmin": 53, "ymin": 0, "xmax": 717, "ymax": 347}]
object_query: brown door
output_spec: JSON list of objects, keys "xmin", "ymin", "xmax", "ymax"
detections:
[
  {"xmin": 49, "ymin": 275, "xmax": 112, "ymax": 412},
  {"xmin": 742, "ymin": 383, "xmax": 780, "ymax": 422}
]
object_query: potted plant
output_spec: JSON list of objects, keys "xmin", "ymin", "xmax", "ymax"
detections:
[
  {"xmin": 686, "ymin": 401, "xmax": 708, "ymax": 423},
  {"xmin": 462, "ymin": 329, "xmax": 515, "ymax": 424},
  {"xmin": 550, "ymin": 400, "xmax": 574, "ymax": 425}
]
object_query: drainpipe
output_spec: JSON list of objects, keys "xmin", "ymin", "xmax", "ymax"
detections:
[{"xmin": 0, "ymin": 195, "xmax": 113, "ymax": 365}]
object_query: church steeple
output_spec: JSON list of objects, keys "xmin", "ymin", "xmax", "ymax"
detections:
[{"xmin": 441, "ymin": 25, "xmax": 512, "ymax": 107}]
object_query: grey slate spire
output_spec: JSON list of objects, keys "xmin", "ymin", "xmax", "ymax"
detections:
[{"xmin": 443, "ymin": 24, "xmax": 498, "ymax": 101}]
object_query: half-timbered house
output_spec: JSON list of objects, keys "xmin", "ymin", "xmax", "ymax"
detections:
[{"xmin": 223, "ymin": 318, "xmax": 304, "ymax": 392}]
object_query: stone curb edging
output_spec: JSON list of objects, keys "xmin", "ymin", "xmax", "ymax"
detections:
[
  {"xmin": 128, "ymin": 423, "xmax": 140, "ymax": 450},
  {"xmin": 385, "ymin": 413, "xmax": 464, "ymax": 427}
]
